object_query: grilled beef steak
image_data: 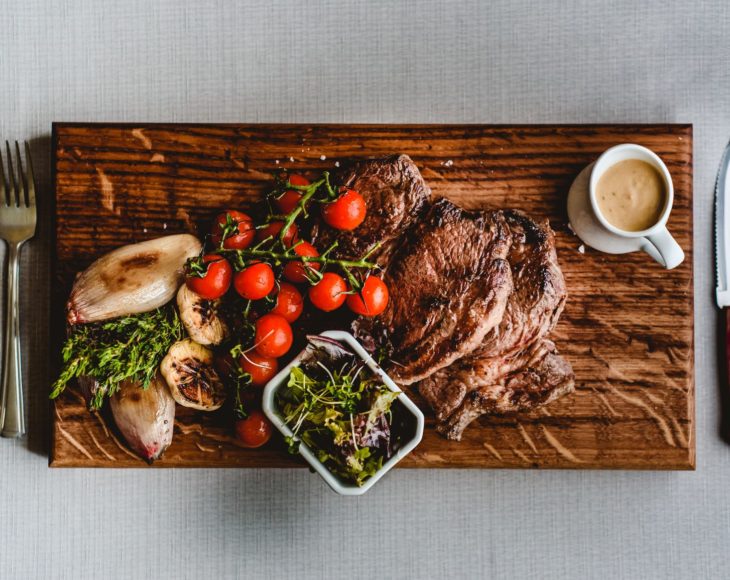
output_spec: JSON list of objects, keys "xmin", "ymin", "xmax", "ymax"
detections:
[
  {"xmin": 354, "ymin": 198, "xmax": 514, "ymax": 385},
  {"xmin": 312, "ymin": 154, "xmax": 431, "ymax": 266},
  {"xmin": 333, "ymin": 153, "xmax": 574, "ymax": 440},
  {"xmin": 436, "ymin": 339, "xmax": 574, "ymax": 440},
  {"xmin": 417, "ymin": 211, "xmax": 574, "ymax": 439}
]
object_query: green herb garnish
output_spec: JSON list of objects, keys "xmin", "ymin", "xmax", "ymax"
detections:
[
  {"xmin": 276, "ymin": 342, "xmax": 399, "ymax": 486},
  {"xmin": 50, "ymin": 305, "xmax": 183, "ymax": 409}
]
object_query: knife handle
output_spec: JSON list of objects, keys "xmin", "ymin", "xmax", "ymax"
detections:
[{"xmin": 726, "ymin": 309, "xmax": 730, "ymax": 381}]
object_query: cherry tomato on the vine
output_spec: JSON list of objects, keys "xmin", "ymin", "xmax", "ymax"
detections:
[
  {"xmin": 288, "ymin": 174, "xmax": 310, "ymax": 187},
  {"xmin": 211, "ymin": 210, "xmax": 255, "ymax": 249},
  {"xmin": 233, "ymin": 262, "xmax": 275, "ymax": 300},
  {"xmin": 254, "ymin": 314, "xmax": 293, "ymax": 358},
  {"xmin": 256, "ymin": 221, "xmax": 298, "ymax": 247},
  {"xmin": 274, "ymin": 175, "xmax": 309, "ymax": 215},
  {"xmin": 346, "ymin": 275, "xmax": 389, "ymax": 317},
  {"xmin": 185, "ymin": 254, "xmax": 232, "ymax": 300},
  {"xmin": 239, "ymin": 351, "xmax": 279, "ymax": 387},
  {"xmin": 282, "ymin": 241, "xmax": 321, "ymax": 283},
  {"xmin": 321, "ymin": 188, "xmax": 366, "ymax": 231},
  {"xmin": 309, "ymin": 272, "xmax": 348, "ymax": 312},
  {"xmin": 235, "ymin": 410, "xmax": 273, "ymax": 448},
  {"xmin": 271, "ymin": 282, "xmax": 304, "ymax": 323},
  {"xmin": 275, "ymin": 190, "xmax": 302, "ymax": 215}
]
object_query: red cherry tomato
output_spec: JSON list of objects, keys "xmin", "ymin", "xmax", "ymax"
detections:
[
  {"xmin": 271, "ymin": 282, "xmax": 304, "ymax": 323},
  {"xmin": 275, "ymin": 175, "xmax": 311, "ymax": 214},
  {"xmin": 254, "ymin": 314, "xmax": 293, "ymax": 358},
  {"xmin": 239, "ymin": 351, "xmax": 279, "ymax": 387},
  {"xmin": 235, "ymin": 410, "xmax": 273, "ymax": 448},
  {"xmin": 185, "ymin": 254, "xmax": 232, "ymax": 299},
  {"xmin": 282, "ymin": 241, "xmax": 320, "ymax": 283},
  {"xmin": 288, "ymin": 174, "xmax": 310, "ymax": 187},
  {"xmin": 211, "ymin": 210, "xmax": 255, "ymax": 249},
  {"xmin": 309, "ymin": 272, "xmax": 348, "ymax": 312},
  {"xmin": 275, "ymin": 190, "xmax": 302, "ymax": 215},
  {"xmin": 321, "ymin": 189, "xmax": 366, "ymax": 231},
  {"xmin": 256, "ymin": 221, "xmax": 298, "ymax": 247},
  {"xmin": 346, "ymin": 276, "xmax": 390, "ymax": 316},
  {"xmin": 233, "ymin": 262, "xmax": 275, "ymax": 300}
]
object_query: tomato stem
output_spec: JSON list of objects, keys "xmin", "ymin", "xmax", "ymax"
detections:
[
  {"xmin": 276, "ymin": 175, "xmax": 328, "ymax": 245},
  {"xmin": 214, "ymin": 171, "xmax": 380, "ymax": 287}
]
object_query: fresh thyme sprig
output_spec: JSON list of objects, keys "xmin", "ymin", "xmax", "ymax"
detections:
[{"xmin": 50, "ymin": 305, "xmax": 183, "ymax": 410}]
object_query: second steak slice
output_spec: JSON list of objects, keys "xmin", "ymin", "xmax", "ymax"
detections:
[
  {"xmin": 418, "ymin": 210, "xmax": 573, "ymax": 439},
  {"xmin": 354, "ymin": 198, "xmax": 514, "ymax": 385}
]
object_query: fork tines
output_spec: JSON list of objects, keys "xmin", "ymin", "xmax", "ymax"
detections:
[{"xmin": 0, "ymin": 141, "xmax": 35, "ymax": 208}]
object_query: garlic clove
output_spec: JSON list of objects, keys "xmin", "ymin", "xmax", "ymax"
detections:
[
  {"xmin": 176, "ymin": 284, "xmax": 229, "ymax": 346},
  {"xmin": 160, "ymin": 339, "xmax": 226, "ymax": 411},
  {"xmin": 109, "ymin": 373, "xmax": 176, "ymax": 463},
  {"xmin": 67, "ymin": 234, "xmax": 202, "ymax": 324}
]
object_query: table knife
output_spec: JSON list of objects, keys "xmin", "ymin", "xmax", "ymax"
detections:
[{"xmin": 715, "ymin": 140, "xmax": 730, "ymax": 370}]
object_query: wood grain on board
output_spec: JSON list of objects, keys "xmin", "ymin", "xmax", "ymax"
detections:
[{"xmin": 50, "ymin": 123, "xmax": 694, "ymax": 469}]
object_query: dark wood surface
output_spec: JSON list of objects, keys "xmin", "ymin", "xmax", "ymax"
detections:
[{"xmin": 50, "ymin": 123, "xmax": 694, "ymax": 469}]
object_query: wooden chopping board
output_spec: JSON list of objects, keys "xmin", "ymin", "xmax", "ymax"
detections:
[{"xmin": 50, "ymin": 123, "xmax": 694, "ymax": 469}]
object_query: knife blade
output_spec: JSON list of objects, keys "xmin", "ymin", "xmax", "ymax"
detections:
[{"xmin": 716, "ymin": 140, "xmax": 730, "ymax": 307}]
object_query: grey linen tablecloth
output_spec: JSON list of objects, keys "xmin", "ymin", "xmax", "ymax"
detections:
[{"xmin": 0, "ymin": 0, "xmax": 728, "ymax": 578}]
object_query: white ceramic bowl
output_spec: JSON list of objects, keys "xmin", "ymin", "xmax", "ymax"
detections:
[{"xmin": 262, "ymin": 330, "xmax": 425, "ymax": 496}]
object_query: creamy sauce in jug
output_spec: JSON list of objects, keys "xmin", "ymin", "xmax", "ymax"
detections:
[{"xmin": 596, "ymin": 159, "xmax": 665, "ymax": 232}]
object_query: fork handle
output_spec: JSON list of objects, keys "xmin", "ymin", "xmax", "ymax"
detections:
[{"xmin": 1, "ymin": 243, "xmax": 24, "ymax": 437}]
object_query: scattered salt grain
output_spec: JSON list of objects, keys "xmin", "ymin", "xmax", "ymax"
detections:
[
  {"xmin": 163, "ymin": 223, "xmax": 168, "ymax": 230},
  {"xmin": 275, "ymin": 159, "xmax": 279, "ymax": 164},
  {"xmin": 320, "ymin": 155, "xmax": 327, "ymax": 161},
  {"xmin": 444, "ymin": 159, "xmax": 453, "ymax": 167},
  {"xmin": 142, "ymin": 228, "xmax": 148, "ymax": 233},
  {"xmin": 578, "ymin": 244, "xmax": 585, "ymax": 254},
  {"xmin": 334, "ymin": 161, "xmax": 340, "ymax": 167},
  {"xmin": 289, "ymin": 156, "xmax": 295, "ymax": 162}
]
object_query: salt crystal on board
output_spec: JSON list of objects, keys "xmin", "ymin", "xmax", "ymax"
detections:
[
  {"xmin": 320, "ymin": 155, "xmax": 326, "ymax": 161},
  {"xmin": 578, "ymin": 244, "xmax": 585, "ymax": 254},
  {"xmin": 334, "ymin": 161, "xmax": 340, "ymax": 167},
  {"xmin": 289, "ymin": 156, "xmax": 295, "ymax": 162}
]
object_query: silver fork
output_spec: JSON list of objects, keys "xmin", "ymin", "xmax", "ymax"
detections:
[{"xmin": 0, "ymin": 142, "xmax": 36, "ymax": 438}]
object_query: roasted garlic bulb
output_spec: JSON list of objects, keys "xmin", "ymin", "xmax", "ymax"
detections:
[
  {"xmin": 160, "ymin": 339, "xmax": 226, "ymax": 411},
  {"xmin": 176, "ymin": 284, "xmax": 229, "ymax": 346}
]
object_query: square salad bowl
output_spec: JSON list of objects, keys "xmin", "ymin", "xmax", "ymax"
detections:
[{"xmin": 262, "ymin": 330, "xmax": 425, "ymax": 496}]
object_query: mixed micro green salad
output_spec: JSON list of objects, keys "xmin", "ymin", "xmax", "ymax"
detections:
[{"xmin": 275, "ymin": 336, "xmax": 401, "ymax": 486}]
